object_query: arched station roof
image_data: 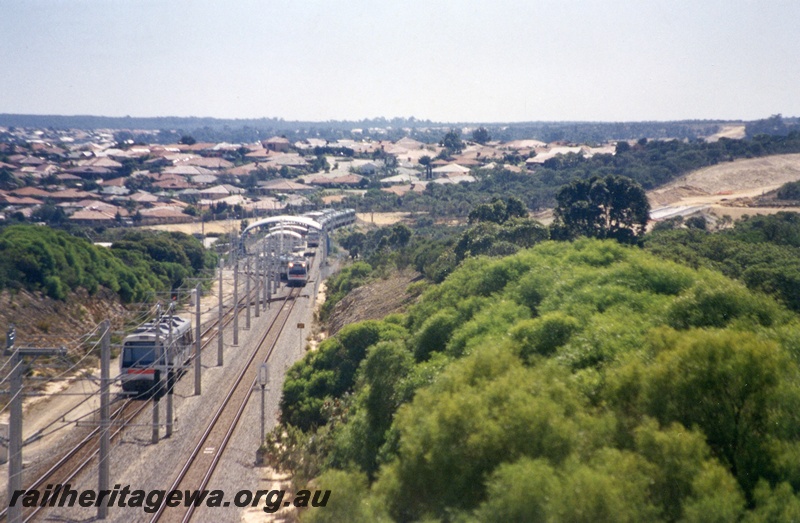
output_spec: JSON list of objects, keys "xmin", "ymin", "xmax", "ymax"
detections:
[
  {"xmin": 243, "ymin": 215, "xmax": 322, "ymax": 236},
  {"xmin": 263, "ymin": 230, "xmax": 303, "ymax": 240},
  {"xmin": 268, "ymin": 224, "xmax": 309, "ymax": 234}
]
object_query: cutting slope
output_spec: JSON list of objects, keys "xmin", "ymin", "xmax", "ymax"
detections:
[{"xmin": 648, "ymin": 153, "xmax": 800, "ymax": 218}]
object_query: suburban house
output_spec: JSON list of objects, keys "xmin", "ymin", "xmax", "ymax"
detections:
[{"xmin": 263, "ymin": 136, "xmax": 291, "ymax": 152}]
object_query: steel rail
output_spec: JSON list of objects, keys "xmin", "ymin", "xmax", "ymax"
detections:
[
  {"xmin": 0, "ymin": 397, "xmax": 140, "ymax": 521},
  {"xmin": 0, "ymin": 262, "xmax": 265, "ymax": 521},
  {"xmin": 148, "ymin": 286, "xmax": 300, "ymax": 522}
]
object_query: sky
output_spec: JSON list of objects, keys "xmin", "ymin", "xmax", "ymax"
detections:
[{"xmin": 1, "ymin": 0, "xmax": 799, "ymax": 123}]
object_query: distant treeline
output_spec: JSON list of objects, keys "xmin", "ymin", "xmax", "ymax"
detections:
[
  {"xmin": 1, "ymin": 113, "xmax": 796, "ymax": 145},
  {"xmin": 0, "ymin": 226, "xmax": 216, "ymax": 302}
]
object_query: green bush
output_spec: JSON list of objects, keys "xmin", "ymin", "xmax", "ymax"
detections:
[
  {"xmin": 666, "ymin": 276, "xmax": 784, "ymax": 329},
  {"xmin": 511, "ymin": 312, "xmax": 580, "ymax": 359},
  {"xmin": 280, "ymin": 320, "xmax": 407, "ymax": 431},
  {"xmin": 413, "ymin": 308, "xmax": 460, "ymax": 361},
  {"xmin": 0, "ymin": 226, "xmax": 216, "ymax": 302},
  {"xmin": 276, "ymin": 238, "xmax": 800, "ymax": 520}
]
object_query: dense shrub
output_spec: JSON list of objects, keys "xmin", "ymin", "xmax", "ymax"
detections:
[
  {"xmin": 645, "ymin": 213, "xmax": 800, "ymax": 313},
  {"xmin": 0, "ymin": 225, "xmax": 215, "ymax": 302},
  {"xmin": 275, "ymin": 239, "xmax": 800, "ymax": 521}
]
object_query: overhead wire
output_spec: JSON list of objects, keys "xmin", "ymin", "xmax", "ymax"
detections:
[
  {"xmin": 3, "ymin": 229, "xmax": 294, "ymax": 461},
  {"xmin": 0, "ymin": 358, "xmax": 25, "ymax": 388}
]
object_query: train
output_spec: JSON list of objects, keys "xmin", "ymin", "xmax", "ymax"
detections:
[
  {"xmin": 304, "ymin": 208, "xmax": 356, "ymax": 247},
  {"xmin": 240, "ymin": 208, "xmax": 356, "ymax": 254},
  {"xmin": 287, "ymin": 260, "xmax": 308, "ymax": 287},
  {"xmin": 120, "ymin": 312, "xmax": 193, "ymax": 398}
]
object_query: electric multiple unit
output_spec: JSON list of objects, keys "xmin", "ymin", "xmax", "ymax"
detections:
[
  {"xmin": 120, "ymin": 315, "xmax": 193, "ymax": 398},
  {"xmin": 278, "ymin": 254, "xmax": 292, "ymax": 281},
  {"xmin": 304, "ymin": 208, "xmax": 356, "ymax": 246},
  {"xmin": 287, "ymin": 260, "xmax": 308, "ymax": 287}
]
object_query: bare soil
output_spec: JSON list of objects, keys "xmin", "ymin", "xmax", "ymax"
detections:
[
  {"xmin": 0, "ymin": 287, "xmax": 128, "ymax": 351},
  {"xmin": 144, "ymin": 218, "xmax": 240, "ymax": 236},
  {"xmin": 649, "ymin": 154, "xmax": 800, "ymax": 207},
  {"xmin": 705, "ymin": 124, "xmax": 746, "ymax": 142},
  {"xmin": 327, "ymin": 269, "xmax": 422, "ymax": 335},
  {"xmin": 355, "ymin": 212, "xmax": 423, "ymax": 226}
]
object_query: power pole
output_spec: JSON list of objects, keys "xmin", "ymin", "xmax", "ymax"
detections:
[
  {"xmin": 152, "ymin": 304, "xmax": 161, "ymax": 445},
  {"xmin": 5, "ymin": 326, "xmax": 66, "ymax": 523},
  {"xmin": 165, "ymin": 305, "xmax": 173, "ymax": 438},
  {"xmin": 279, "ymin": 222, "xmax": 284, "ymax": 261},
  {"xmin": 6, "ymin": 327, "xmax": 22, "ymax": 523},
  {"xmin": 98, "ymin": 320, "xmax": 110, "ymax": 519},
  {"xmin": 218, "ymin": 257, "xmax": 224, "ymax": 366},
  {"xmin": 266, "ymin": 237, "xmax": 272, "ymax": 307},
  {"xmin": 261, "ymin": 239, "xmax": 269, "ymax": 311},
  {"xmin": 274, "ymin": 232, "xmax": 280, "ymax": 293},
  {"xmin": 254, "ymin": 253, "xmax": 260, "ymax": 319},
  {"xmin": 152, "ymin": 395, "xmax": 160, "ymax": 444},
  {"xmin": 233, "ymin": 257, "xmax": 239, "ymax": 346},
  {"xmin": 277, "ymin": 224, "xmax": 283, "ymax": 293},
  {"xmin": 246, "ymin": 256, "xmax": 251, "ymax": 329},
  {"xmin": 258, "ymin": 363, "xmax": 269, "ymax": 444},
  {"xmin": 194, "ymin": 284, "xmax": 201, "ymax": 396}
]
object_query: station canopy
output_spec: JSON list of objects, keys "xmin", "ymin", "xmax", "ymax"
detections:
[
  {"xmin": 267, "ymin": 224, "xmax": 309, "ymax": 234},
  {"xmin": 242, "ymin": 215, "xmax": 322, "ymax": 237},
  {"xmin": 263, "ymin": 230, "xmax": 303, "ymax": 240}
]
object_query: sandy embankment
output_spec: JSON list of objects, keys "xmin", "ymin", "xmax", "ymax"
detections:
[{"xmin": 648, "ymin": 153, "xmax": 800, "ymax": 220}]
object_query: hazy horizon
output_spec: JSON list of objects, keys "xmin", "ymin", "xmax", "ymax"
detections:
[
  {"xmin": 2, "ymin": 1, "xmax": 799, "ymax": 123},
  {"xmin": 0, "ymin": 113, "xmax": 766, "ymax": 125}
]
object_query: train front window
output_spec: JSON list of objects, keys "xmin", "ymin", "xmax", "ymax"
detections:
[
  {"xmin": 123, "ymin": 342, "xmax": 158, "ymax": 367},
  {"xmin": 289, "ymin": 266, "xmax": 306, "ymax": 275}
]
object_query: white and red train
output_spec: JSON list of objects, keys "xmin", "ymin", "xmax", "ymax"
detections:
[
  {"xmin": 120, "ymin": 314, "xmax": 193, "ymax": 397},
  {"xmin": 287, "ymin": 259, "xmax": 308, "ymax": 287}
]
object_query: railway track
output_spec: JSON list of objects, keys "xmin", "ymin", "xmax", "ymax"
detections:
[
  {"xmin": 0, "ymin": 263, "xmax": 271, "ymax": 522},
  {"xmin": 0, "ymin": 397, "xmax": 148, "ymax": 522},
  {"xmin": 149, "ymin": 287, "xmax": 301, "ymax": 523}
]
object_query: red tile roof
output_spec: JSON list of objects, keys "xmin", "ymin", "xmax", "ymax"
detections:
[
  {"xmin": 0, "ymin": 195, "xmax": 44, "ymax": 205},
  {"xmin": 10, "ymin": 187, "xmax": 51, "ymax": 197},
  {"xmin": 47, "ymin": 189, "xmax": 98, "ymax": 200}
]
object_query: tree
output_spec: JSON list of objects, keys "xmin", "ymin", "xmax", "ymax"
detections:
[
  {"xmin": 468, "ymin": 200, "xmax": 507, "ymax": 225},
  {"xmin": 504, "ymin": 196, "xmax": 528, "ymax": 220},
  {"xmin": 616, "ymin": 141, "xmax": 631, "ymax": 154},
  {"xmin": 685, "ymin": 215, "xmax": 707, "ymax": 230},
  {"xmin": 468, "ymin": 197, "xmax": 528, "ymax": 225},
  {"xmin": 389, "ymin": 224, "xmax": 412, "ymax": 247},
  {"xmin": 31, "ymin": 204, "xmax": 67, "ymax": 225},
  {"xmin": 340, "ymin": 231, "xmax": 366, "ymax": 258},
  {"xmin": 179, "ymin": 135, "xmax": 197, "ymax": 145},
  {"xmin": 745, "ymin": 114, "xmax": 790, "ymax": 139},
  {"xmin": 440, "ymin": 129, "xmax": 464, "ymax": 155},
  {"xmin": 0, "ymin": 168, "xmax": 21, "ymax": 190},
  {"xmin": 418, "ymin": 155, "xmax": 433, "ymax": 179},
  {"xmin": 643, "ymin": 329, "xmax": 793, "ymax": 494},
  {"xmin": 310, "ymin": 154, "xmax": 329, "ymax": 173},
  {"xmin": 776, "ymin": 180, "xmax": 800, "ymax": 201},
  {"xmin": 551, "ymin": 175, "xmax": 650, "ymax": 244},
  {"xmin": 472, "ymin": 127, "xmax": 491, "ymax": 145}
]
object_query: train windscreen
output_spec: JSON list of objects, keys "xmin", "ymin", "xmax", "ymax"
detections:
[{"xmin": 123, "ymin": 342, "xmax": 158, "ymax": 367}]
